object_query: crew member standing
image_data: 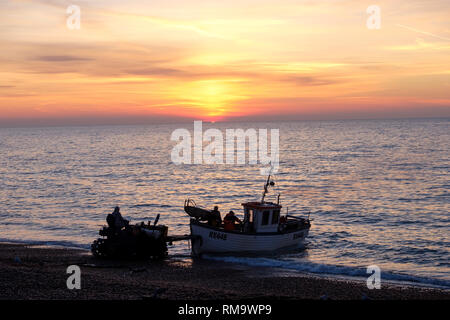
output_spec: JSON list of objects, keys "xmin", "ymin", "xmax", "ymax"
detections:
[{"xmin": 208, "ymin": 206, "xmax": 222, "ymax": 227}]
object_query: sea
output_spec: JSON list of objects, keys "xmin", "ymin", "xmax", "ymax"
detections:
[{"xmin": 0, "ymin": 119, "xmax": 449, "ymax": 288}]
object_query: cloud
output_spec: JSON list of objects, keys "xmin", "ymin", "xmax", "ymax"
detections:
[
  {"xmin": 0, "ymin": 93, "xmax": 37, "ymax": 97},
  {"xmin": 396, "ymin": 24, "xmax": 450, "ymax": 42},
  {"xmin": 35, "ymin": 55, "xmax": 93, "ymax": 62},
  {"xmin": 386, "ymin": 38, "xmax": 450, "ymax": 51},
  {"xmin": 124, "ymin": 67, "xmax": 183, "ymax": 76},
  {"xmin": 281, "ymin": 75, "xmax": 339, "ymax": 86}
]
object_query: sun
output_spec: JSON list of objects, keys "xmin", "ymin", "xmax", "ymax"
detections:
[
  {"xmin": 169, "ymin": 79, "xmax": 247, "ymax": 120},
  {"xmin": 198, "ymin": 81, "xmax": 229, "ymax": 117}
]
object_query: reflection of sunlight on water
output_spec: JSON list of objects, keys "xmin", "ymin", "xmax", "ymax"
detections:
[
  {"xmin": 0, "ymin": 119, "xmax": 449, "ymax": 285},
  {"xmin": 168, "ymin": 259, "xmax": 193, "ymax": 268}
]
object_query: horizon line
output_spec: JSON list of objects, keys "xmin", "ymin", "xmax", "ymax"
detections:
[{"xmin": 1, "ymin": 115, "xmax": 449, "ymax": 129}]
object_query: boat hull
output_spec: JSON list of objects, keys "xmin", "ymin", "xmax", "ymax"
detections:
[{"xmin": 190, "ymin": 222, "xmax": 309, "ymax": 255}]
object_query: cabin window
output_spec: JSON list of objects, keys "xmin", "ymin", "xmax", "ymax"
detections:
[
  {"xmin": 272, "ymin": 209, "xmax": 280, "ymax": 224},
  {"xmin": 262, "ymin": 211, "xmax": 270, "ymax": 225},
  {"xmin": 248, "ymin": 209, "xmax": 254, "ymax": 223}
]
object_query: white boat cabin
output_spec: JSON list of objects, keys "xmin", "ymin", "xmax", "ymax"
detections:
[{"xmin": 242, "ymin": 201, "xmax": 282, "ymax": 233}]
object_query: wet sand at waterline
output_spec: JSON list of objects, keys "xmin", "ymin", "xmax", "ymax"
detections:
[{"xmin": 0, "ymin": 243, "xmax": 448, "ymax": 300}]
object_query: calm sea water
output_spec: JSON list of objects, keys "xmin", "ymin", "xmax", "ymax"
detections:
[{"xmin": 1, "ymin": 119, "xmax": 449, "ymax": 288}]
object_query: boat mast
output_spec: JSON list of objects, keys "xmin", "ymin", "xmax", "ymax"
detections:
[
  {"xmin": 261, "ymin": 173, "xmax": 271, "ymax": 203},
  {"xmin": 261, "ymin": 163, "xmax": 275, "ymax": 203}
]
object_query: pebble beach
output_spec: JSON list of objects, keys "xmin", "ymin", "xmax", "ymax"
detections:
[{"xmin": 1, "ymin": 243, "xmax": 448, "ymax": 300}]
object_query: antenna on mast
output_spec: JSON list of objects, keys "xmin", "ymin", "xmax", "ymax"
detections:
[{"xmin": 261, "ymin": 163, "xmax": 275, "ymax": 203}]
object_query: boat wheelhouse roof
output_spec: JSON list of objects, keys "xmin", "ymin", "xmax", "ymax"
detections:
[{"xmin": 242, "ymin": 202, "xmax": 282, "ymax": 209}]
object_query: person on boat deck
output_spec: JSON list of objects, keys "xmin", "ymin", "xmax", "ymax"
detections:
[
  {"xmin": 111, "ymin": 206, "xmax": 129, "ymax": 231},
  {"xmin": 223, "ymin": 210, "xmax": 241, "ymax": 231},
  {"xmin": 208, "ymin": 206, "xmax": 222, "ymax": 227}
]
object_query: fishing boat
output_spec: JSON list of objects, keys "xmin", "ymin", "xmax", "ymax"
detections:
[{"xmin": 184, "ymin": 173, "xmax": 311, "ymax": 255}]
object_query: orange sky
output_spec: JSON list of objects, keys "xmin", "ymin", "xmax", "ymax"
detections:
[{"xmin": 1, "ymin": 0, "xmax": 449, "ymax": 125}]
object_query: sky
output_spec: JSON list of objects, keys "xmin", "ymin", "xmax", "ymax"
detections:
[{"xmin": 1, "ymin": 0, "xmax": 449, "ymax": 126}]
